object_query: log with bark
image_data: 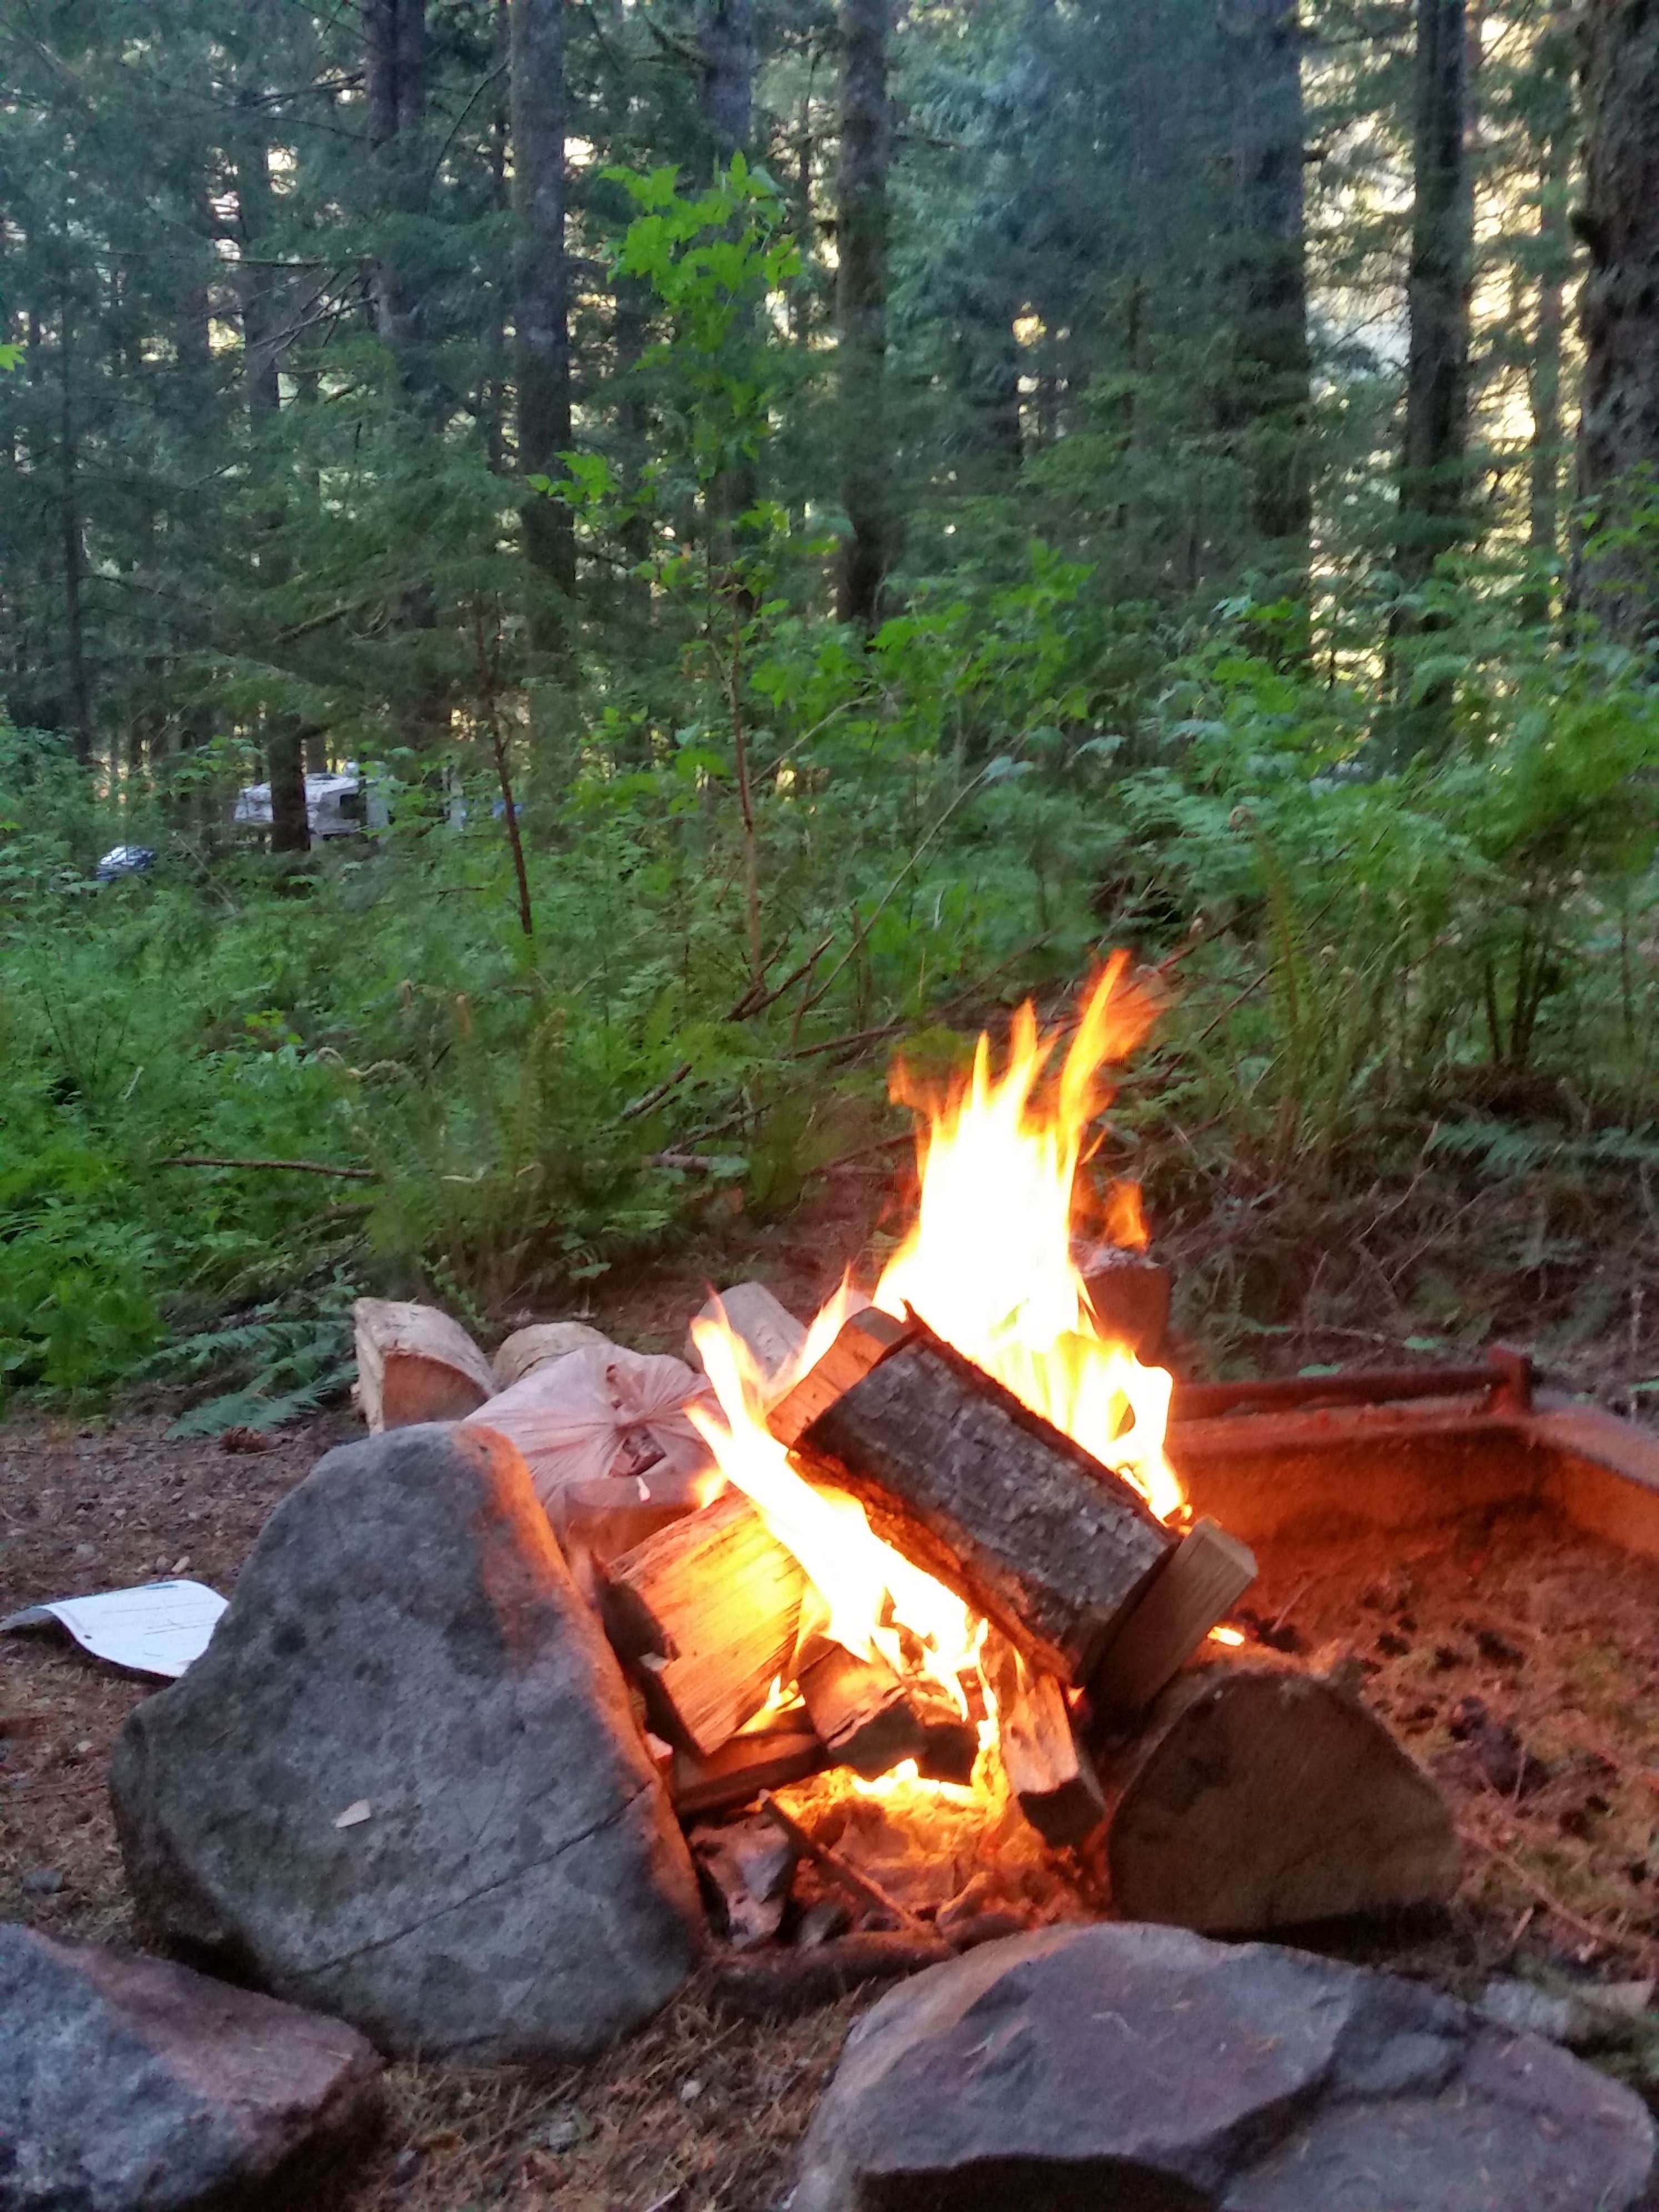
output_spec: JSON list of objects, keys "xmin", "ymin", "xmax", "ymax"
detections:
[
  {"xmin": 1096, "ymin": 1658, "xmax": 1459, "ymax": 1933},
  {"xmin": 601, "ymin": 1490, "xmax": 808, "ymax": 1757},
  {"xmin": 777, "ymin": 1314, "xmax": 1177, "ymax": 1682},
  {"xmin": 352, "ymin": 1299, "xmax": 495, "ymax": 1430},
  {"xmin": 671, "ymin": 1711, "xmax": 828, "ymax": 1819}
]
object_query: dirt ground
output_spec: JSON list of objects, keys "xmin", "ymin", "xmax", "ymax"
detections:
[{"xmin": 5, "ymin": 1176, "xmax": 1659, "ymax": 2210}]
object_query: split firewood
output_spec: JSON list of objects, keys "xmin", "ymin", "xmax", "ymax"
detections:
[
  {"xmin": 352, "ymin": 1299, "xmax": 495, "ymax": 1431},
  {"xmin": 671, "ymin": 1712, "xmax": 828, "ymax": 1819},
  {"xmin": 795, "ymin": 1643, "xmax": 979, "ymax": 1785},
  {"xmin": 1090, "ymin": 1517, "xmax": 1258, "ymax": 1719},
  {"xmin": 768, "ymin": 1305, "xmax": 907, "ymax": 1447},
  {"xmin": 492, "ymin": 1320, "xmax": 608, "ymax": 1390},
  {"xmin": 1097, "ymin": 1660, "xmax": 1459, "ymax": 1934},
  {"xmin": 601, "ymin": 1491, "xmax": 808, "ymax": 1758},
  {"xmin": 984, "ymin": 1631, "xmax": 1105, "ymax": 1848},
  {"xmin": 1077, "ymin": 1248, "xmax": 1172, "ymax": 1363},
  {"xmin": 779, "ymin": 1314, "xmax": 1176, "ymax": 1683},
  {"xmin": 797, "ymin": 1643, "xmax": 924, "ymax": 1780},
  {"xmin": 684, "ymin": 1282, "xmax": 810, "ymax": 1399}
]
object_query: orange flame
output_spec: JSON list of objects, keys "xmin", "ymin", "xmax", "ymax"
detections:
[
  {"xmin": 875, "ymin": 957, "xmax": 1182, "ymax": 1523},
  {"xmin": 687, "ymin": 959, "xmax": 1181, "ymax": 1758}
]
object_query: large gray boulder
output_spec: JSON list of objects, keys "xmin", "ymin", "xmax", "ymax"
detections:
[
  {"xmin": 110, "ymin": 1424, "xmax": 705, "ymax": 2062},
  {"xmin": 0, "ymin": 1921, "xmax": 383, "ymax": 2211},
  {"xmin": 796, "ymin": 1922, "xmax": 1658, "ymax": 2212}
]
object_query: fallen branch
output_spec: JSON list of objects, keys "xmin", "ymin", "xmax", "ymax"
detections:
[
  {"xmin": 757, "ymin": 1789, "xmax": 943, "ymax": 1945},
  {"xmin": 158, "ymin": 1154, "xmax": 378, "ymax": 1180}
]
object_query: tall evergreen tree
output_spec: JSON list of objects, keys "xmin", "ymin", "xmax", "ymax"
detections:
[
  {"xmin": 1571, "ymin": 0, "xmax": 1659, "ymax": 645},
  {"xmin": 511, "ymin": 0, "xmax": 576, "ymax": 653},
  {"xmin": 836, "ymin": 0, "xmax": 896, "ymax": 629}
]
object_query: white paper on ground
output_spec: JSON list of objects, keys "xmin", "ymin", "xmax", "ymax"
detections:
[{"xmin": 0, "ymin": 1579, "xmax": 227, "ymax": 1678}]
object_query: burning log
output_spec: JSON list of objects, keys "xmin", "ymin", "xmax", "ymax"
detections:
[
  {"xmin": 767, "ymin": 1304, "xmax": 906, "ymax": 1447},
  {"xmin": 796, "ymin": 1645, "xmax": 979, "ymax": 1786},
  {"xmin": 601, "ymin": 1491, "xmax": 808, "ymax": 1757},
  {"xmin": 777, "ymin": 1315, "xmax": 1176, "ymax": 1684},
  {"xmin": 984, "ymin": 1633, "xmax": 1105, "ymax": 1847},
  {"xmin": 352, "ymin": 1299, "xmax": 495, "ymax": 1430},
  {"xmin": 1077, "ymin": 1248, "xmax": 1171, "ymax": 1364},
  {"xmin": 1090, "ymin": 1518, "xmax": 1258, "ymax": 1719},
  {"xmin": 1097, "ymin": 1660, "xmax": 1459, "ymax": 1934},
  {"xmin": 671, "ymin": 1712, "xmax": 828, "ymax": 1819}
]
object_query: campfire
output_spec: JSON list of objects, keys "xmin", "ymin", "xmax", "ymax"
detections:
[{"xmin": 355, "ymin": 962, "xmax": 1464, "ymax": 1959}]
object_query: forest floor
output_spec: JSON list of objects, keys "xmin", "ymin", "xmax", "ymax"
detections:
[{"xmin": 4, "ymin": 1165, "xmax": 1659, "ymax": 2210}]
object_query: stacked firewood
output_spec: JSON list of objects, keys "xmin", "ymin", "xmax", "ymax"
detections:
[{"xmin": 354, "ymin": 1289, "xmax": 1459, "ymax": 1939}]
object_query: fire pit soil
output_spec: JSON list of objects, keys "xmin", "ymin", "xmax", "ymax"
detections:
[{"xmin": 5, "ymin": 1397, "xmax": 1659, "ymax": 2209}]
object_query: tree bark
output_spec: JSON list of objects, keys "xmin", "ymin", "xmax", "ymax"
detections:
[
  {"xmin": 57, "ymin": 304, "xmax": 93, "ymax": 767},
  {"xmin": 834, "ymin": 0, "xmax": 897, "ymax": 631},
  {"xmin": 364, "ymin": 0, "xmax": 428, "ymax": 374},
  {"xmin": 699, "ymin": 0, "xmax": 756, "ymax": 161},
  {"xmin": 1522, "ymin": 3, "xmax": 1572, "ymax": 627},
  {"xmin": 1396, "ymin": 0, "xmax": 1474, "ymax": 590},
  {"xmin": 1570, "ymin": 0, "xmax": 1659, "ymax": 646},
  {"xmin": 1223, "ymin": 0, "xmax": 1311, "ymax": 621},
  {"xmin": 234, "ymin": 59, "xmax": 310, "ymax": 853},
  {"xmin": 510, "ymin": 0, "xmax": 577, "ymax": 653}
]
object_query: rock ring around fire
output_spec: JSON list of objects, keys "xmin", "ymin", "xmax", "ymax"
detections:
[
  {"xmin": 795, "ymin": 1919, "xmax": 1658, "ymax": 2211},
  {"xmin": 109, "ymin": 1423, "xmax": 706, "ymax": 2062}
]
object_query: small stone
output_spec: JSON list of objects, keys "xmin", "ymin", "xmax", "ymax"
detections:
[
  {"xmin": 679, "ymin": 2078, "xmax": 705, "ymax": 2103},
  {"xmin": 20, "ymin": 1868, "xmax": 64, "ymax": 1897},
  {"xmin": 537, "ymin": 2110, "xmax": 585, "ymax": 2152},
  {"xmin": 73, "ymin": 1544, "xmax": 95, "ymax": 1564},
  {"xmin": 389, "ymin": 2143, "xmax": 423, "ymax": 2185}
]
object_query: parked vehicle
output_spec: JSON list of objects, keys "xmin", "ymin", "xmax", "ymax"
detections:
[
  {"xmin": 232, "ymin": 766, "xmax": 390, "ymax": 842},
  {"xmin": 93, "ymin": 844, "xmax": 157, "ymax": 883}
]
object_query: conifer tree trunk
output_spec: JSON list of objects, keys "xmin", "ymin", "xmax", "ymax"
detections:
[
  {"xmin": 1522, "ymin": 2, "xmax": 1572, "ymax": 625},
  {"xmin": 835, "ymin": 0, "xmax": 896, "ymax": 632},
  {"xmin": 57, "ymin": 303, "xmax": 93, "ymax": 768},
  {"xmin": 234, "ymin": 72, "xmax": 309, "ymax": 853},
  {"xmin": 1570, "ymin": 0, "xmax": 1659, "ymax": 645},
  {"xmin": 365, "ymin": 0, "xmax": 428, "ymax": 373},
  {"xmin": 699, "ymin": 0, "xmax": 755, "ymax": 159},
  {"xmin": 1396, "ymin": 0, "xmax": 1474, "ymax": 589},
  {"xmin": 1224, "ymin": 0, "xmax": 1311, "ymax": 614},
  {"xmin": 510, "ymin": 0, "xmax": 576, "ymax": 653},
  {"xmin": 700, "ymin": 0, "xmax": 758, "ymax": 569}
]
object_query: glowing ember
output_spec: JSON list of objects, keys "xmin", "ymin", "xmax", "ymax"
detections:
[{"xmin": 687, "ymin": 959, "xmax": 1182, "ymax": 1766}]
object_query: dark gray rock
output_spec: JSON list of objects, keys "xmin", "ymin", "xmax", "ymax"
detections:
[
  {"xmin": 795, "ymin": 1921, "xmax": 1658, "ymax": 2212},
  {"xmin": 110, "ymin": 1424, "xmax": 705, "ymax": 2063},
  {"xmin": 0, "ymin": 1920, "xmax": 383, "ymax": 2211}
]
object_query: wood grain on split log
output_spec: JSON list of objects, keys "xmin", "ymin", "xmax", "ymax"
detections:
[
  {"xmin": 796, "ymin": 1644, "xmax": 979, "ymax": 1784},
  {"xmin": 798, "ymin": 1644, "xmax": 924, "ymax": 1779},
  {"xmin": 1099, "ymin": 1661, "xmax": 1459, "ymax": 1934},
  {"xmin": 1090, "ymin": 1517, "xmax": 1258, "ymax": 1719},
  {"xmin": 785, "ymin": 1321, "xmax": 1177, "ymax": 1683},
  {"xmin": 683, "ymin": 1283, "xmax": 810, "ymax": 1398},
  {"xmin": 984, "ymin": 1632, "xmax": 1105, "ymax": 1847},
  {"xmin": 351, "ymin": 1299, "xmax": 495, "ymax": 1431},
  {"xmin": 491, "ymin": 1320, "xmax": 608, "ymax": 1390},
  {"xmin": 601, "ymin": 1491, "xmax": 808, "ymax": 1758},
  {"xmin": 671, "ymin": 1712, "xmax": 828, "ymax": 1819},
  {"xmin": 767, "ymin": 1305, "xmax": 908, "ymax": 1447}
]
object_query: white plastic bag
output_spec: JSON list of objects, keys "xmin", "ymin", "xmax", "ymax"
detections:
[{"xmin": 464, "ymin": 1340, "xmax": 715, "ymax": 1512}]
